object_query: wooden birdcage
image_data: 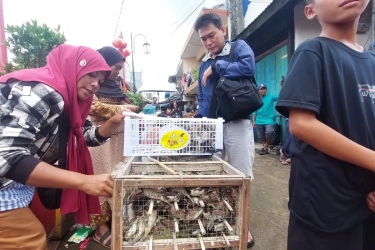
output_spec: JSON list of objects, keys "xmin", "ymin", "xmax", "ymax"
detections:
[{"xmin": 111, "ymin": 155, "xmax": 250, "ymax": 250}]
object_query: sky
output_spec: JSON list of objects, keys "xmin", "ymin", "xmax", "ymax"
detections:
[{"xmin": 3, "ymin": 0, "xmax": 226, "ymax": 86}]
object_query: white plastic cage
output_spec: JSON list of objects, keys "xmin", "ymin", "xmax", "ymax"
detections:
[{"xmin": 123, "ymin": 116, "xmax": 224, "ymax": 156}]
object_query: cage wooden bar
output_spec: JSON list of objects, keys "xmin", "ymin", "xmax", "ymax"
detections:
[{"xmin": 112, "ymin": 155, "xmax": 250, "ymax": 250}]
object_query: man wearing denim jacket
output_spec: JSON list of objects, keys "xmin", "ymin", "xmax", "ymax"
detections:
[{"xmin": 194, "ymin": 12, "xmax": 256, "ymax": 248}]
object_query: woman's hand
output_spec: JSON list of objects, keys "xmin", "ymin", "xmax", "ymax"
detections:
[
  {"xmin": 126, "ymin": 105, "xmax": 140, "ymax": 113},
  {"xmin": 98, "ymin": 113, "xmax": 125, "ymax": 137},
  {"xmin": 122, "ymin": 107, "xmax": 132, "ymax": 113},
  {"xmin": 80, "ymin": 174, "xmax": 113, "ymax": 198},
  {"xmin": 26, "ymin": 162, "xmax": 113, "ymax": 198},
  {"xmin": 107, "ymin": 113, "xmax": 125, "ymax": 125}
]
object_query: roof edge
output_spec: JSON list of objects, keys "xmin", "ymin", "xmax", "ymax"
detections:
[{"xmin": 235, "ymin": 0, "xmax": 292, "ymax": 40}]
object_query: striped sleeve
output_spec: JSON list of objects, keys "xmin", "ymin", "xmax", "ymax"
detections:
[
  {"xmin": 0, "ymin": 82, "xmax": 64, "ymax": 183},
  {"xmin": 83, "ymin": 116, "xmax": 110, "ymax": 147}
]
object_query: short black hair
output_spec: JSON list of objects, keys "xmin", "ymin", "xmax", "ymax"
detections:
[
  {"xmin": 305, "ymin": 0, "xmax": 314, "ymax": 3},
  {"xmin": 194, "ymin": 13, "xmax": 222, "ymax": 33},
  {"xmin": 186, "ymin": 107, "xmax": 191, "ymax": 113}
]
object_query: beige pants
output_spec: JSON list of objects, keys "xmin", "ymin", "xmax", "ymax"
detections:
[
  {"xmin": 222, "ymin": 119, "xmax": 255, "ymax": 179},
  {"xmin": 0, "ymin": 207, "xmax": 47, "ymax": 250}
]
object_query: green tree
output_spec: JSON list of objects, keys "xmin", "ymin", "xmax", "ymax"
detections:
[
  {"xmin": 127, "ymin": 92, "xmax": 144, "ymax": 112},
  {"xmin": 5, "ymin": 20, "xmax": 66, "ymax": 69},
  {"xmin": 191, "ymin": 67, "xmax": 199, "ymax": 82},
  {"xmin": 0, "ymin": 62, "xmax": 21, "ymax": 76}
]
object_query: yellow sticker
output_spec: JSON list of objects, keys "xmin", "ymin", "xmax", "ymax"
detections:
[{"xmin": 160, "ymin": 129, "xmax": 190, "ymax": 150}]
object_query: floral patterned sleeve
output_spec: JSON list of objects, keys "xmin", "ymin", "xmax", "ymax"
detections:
[{"xmin": 89, "ymin": 97, "xmax": 126, "ymax": 119}]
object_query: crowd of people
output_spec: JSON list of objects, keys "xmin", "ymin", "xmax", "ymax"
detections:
[{"xmin": 154, "ymin": 100, "xmax": 197, "ymax": 118}]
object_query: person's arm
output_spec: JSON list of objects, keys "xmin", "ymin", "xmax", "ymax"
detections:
[
  {"xmin": 0, "ymin": 82, "xmax": 113, "ymax": 197},
  {"xmin": 90, "ymin": 97, "xmax": 130, "ymax": 119},
  {"xmin": 125, "ymin": 104, "xmax": 140, "ymax": 113},
  {"xmin": 252, "ymin": 113, "xmax": 256, "ymax": 127},
  {"xmin": 214, "ymin": 40, "xmax": 255, "ymax": 78},
  {"xmin": 276, "ymin": 46, "xmax": 375, "ymax": 170},
  {"xmin": 84, "ymin": 97, "xmax": 128, "ymax": 146},
  {"xmin": 83, "ymin": 114, "xmax": 125, "ymax": 147},
  {"xmin": 98, "ymin": 113, "xmax": 125, "ymax": 137},
  {"xmin": 1, "ymin": 82, "xmax": 61, "ymax": 184},
  {"xmin": 27, "ymin": 161, "xmax": 113, "ymax": 197},
  {"xmin": 91, "ymin": 94, "xmax": 139, "ymax": 113},
  {"xmin": 289, "ymin": 108, "xmax": 375, "ymax": 172}
]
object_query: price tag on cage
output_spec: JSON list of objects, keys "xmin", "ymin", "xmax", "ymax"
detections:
[{"xmin": 159, "ymin": 125, "xmax": 190, "ymax": 150}]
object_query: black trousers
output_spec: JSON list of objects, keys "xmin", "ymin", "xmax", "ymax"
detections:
[{"xmin": 288, "ymin": 213, "xmax": 375, "ymax": 250}]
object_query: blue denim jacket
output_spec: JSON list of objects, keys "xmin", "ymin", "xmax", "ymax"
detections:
[{"xmin": 197, "ymin": 40, "xmax": 255, "ymax": 117}]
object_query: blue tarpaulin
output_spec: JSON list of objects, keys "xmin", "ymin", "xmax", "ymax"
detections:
[{"xmin": 243, "ymin": 0, "xmax": 250, "ymax": 16}]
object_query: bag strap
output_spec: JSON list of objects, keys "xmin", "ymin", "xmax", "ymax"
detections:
[
  {"xmin": 250, "ymin": 75, "xmax": 257, "ymax": 85},
  {"xmin": 208, "ymin": 41, "xmax": 238, "ymax": 118},
  {"xmin": 228, "ymin": 40, "xmax": 237, "ymax": 63},
  {"xmin": 56, "ymin": 115, "xmax": 68, "ymax": 169},
  {"xmin": 231, "ymin": 39, "xmax": 257, "ymax": 86}
]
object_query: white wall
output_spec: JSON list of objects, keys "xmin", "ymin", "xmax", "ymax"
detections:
[
  {"xmin": 294, "ymin": 1, "xmax": 373, "ymax": 50},
  {"xmin": 182, "ymin": 58, "xmax": 200, "ymax": 74},
  {"xmin": 294, "ymin": 2, "xmax": 321, "ymax": 49}
]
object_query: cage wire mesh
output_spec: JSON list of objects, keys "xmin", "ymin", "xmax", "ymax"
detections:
[
  {"xmin": 123, "ymin": 117, "xmax": 224, "ymax": 156},
  {"xmin": 120, "ymin": 116, "xmax": 243, "ymax": 248},
  {"xmin": 121, "ymin": 157, "xmax": 242, "ymax": 247},
  {"xmin": 122, "ymin": 185, "xmax": 240, "ymax": 246}
]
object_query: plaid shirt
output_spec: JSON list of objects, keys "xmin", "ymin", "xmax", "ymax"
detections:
[{"xmin": 0, "ymin": 81, "xmax": 108, "ymax": 211}]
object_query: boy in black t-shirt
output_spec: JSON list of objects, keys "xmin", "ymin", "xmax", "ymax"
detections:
[{"xmin": 276, "ymin": 0, "xmax": 375, "ymax": 249}]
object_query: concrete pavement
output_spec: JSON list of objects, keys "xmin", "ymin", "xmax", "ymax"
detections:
[{"xmin": 250, "ymin": 145, "xmax": 289, "ymax": 250}]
